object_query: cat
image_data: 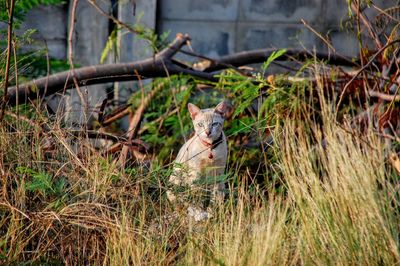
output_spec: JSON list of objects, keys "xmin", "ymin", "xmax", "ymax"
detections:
[{"xmin": 167, "ymin": 101, "xmax": 230, "ymax": 207}]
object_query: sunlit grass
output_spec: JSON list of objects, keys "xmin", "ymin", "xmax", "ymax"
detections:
[{"xmin": 1, "ymin": 92, "xmax": 398, "ymax": 265}]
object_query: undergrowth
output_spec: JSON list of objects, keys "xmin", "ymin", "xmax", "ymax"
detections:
[
  {"xmin": 1, "ymin": 0, "xmax": 400, "ymax": 264},
  {"xmin": 0, "ymin": 63, "xmax": 399, "ymax": 264}
]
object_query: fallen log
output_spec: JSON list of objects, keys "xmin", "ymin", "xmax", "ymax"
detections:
[{"xmin": 6, "ymin": 33, "xmax": 358, "ymax": 107}]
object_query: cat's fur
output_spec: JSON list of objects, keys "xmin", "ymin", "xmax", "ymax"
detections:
[{"xmin": 168, "ymin": 101, "xmax": 230, "ymax": 204}]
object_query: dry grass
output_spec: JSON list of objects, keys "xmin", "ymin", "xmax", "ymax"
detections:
[{"xmin": 0, "ymin": 94, "xmax": 399, "ymax": 265}]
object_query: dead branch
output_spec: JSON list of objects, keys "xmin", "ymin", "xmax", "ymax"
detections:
[
  {"xmin": 67, "ymin": 0, "xmax": 89, "ymax": 121},
  {"xmin": 351, "ymin": 1, "xmax": 382, "ymax": 49},
  {"xmin": 6, "ymin": 33, "xmax": 192, "ymax": 107},
  {"xmin": 368, "ymin": 90, "xmax": 400, "ymax": 101},
  {"xmin": 0, "ymin": 0, "xmax": 16, "ymax": 120},
  {"xmin": 101, "ymin": 104, "xmax": 131, "ymax": 126},
  {"xmin": 87, "ymin": 0, "xmax": 142, "ymax": 36},
  {"xmin": 118, "ymin": 83, "xmax": 163, "ymax": 166},
  {"xmin": 196, "ymin": 48, "xmax": 358, "ymax": 73},
  {"xmin": 6, "ymin": 33, "xmax": 358, "ymax": 108},
  {"xmin": 336, "ymin": 39, "xmax": 400, "ymax": 111}
]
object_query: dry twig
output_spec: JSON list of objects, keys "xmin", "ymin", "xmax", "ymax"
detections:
[{"xmin": 0, "ymin": 0, "xmax": 16, "ymax": 121}]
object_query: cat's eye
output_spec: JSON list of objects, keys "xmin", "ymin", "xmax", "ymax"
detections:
[
  {"xmin": 197, "ymin": 122, "xmax": 204, "ymax": 127},
  {"xmin": 212, "ymin": 122, "xmax": 220, "ymax": 127}
]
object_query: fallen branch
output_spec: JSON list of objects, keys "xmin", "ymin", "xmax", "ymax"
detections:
[
  {"xmin": 6, "ymin": 33, "xmax": 192, "ymax": 107},
  {"xmin": 101, "ymin": 104, "xmax": 131, "ymax": 126},
  {"xmin": 336, "ymin": 39, "xmax": 400, "ymax": 111},
  {"xmin": 118, "ymin": 83, "xmax": 163, "ymax": 166},
  {"xmin": 196, "ymin": 48, "xmax": 357, "ymax": 72},
  {"xmin": 6, "ymin": 33, "xmax": 359, "ymax": 107},
  {"xmin": 368, "ymin": 90, "xmax": 400, "ymax": 101}
]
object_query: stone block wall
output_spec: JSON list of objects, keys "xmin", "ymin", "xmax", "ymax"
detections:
[
  {"xmin": 158, "ymin": 0, "xmax": 396, "ymax": 58},
  {"xmin": 19, "ymin": 0, "xmax": 156, "ymax": 126}
]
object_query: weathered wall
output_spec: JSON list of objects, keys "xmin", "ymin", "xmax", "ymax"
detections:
[
  {"xmin": 117, "ymin": 0, "xmax": 157, "ymax": 103},
  {"xmin": 21, "ymin": 0, "xmax": 398, "ymax": 64},
  {"xmin": 18, "ymin": 4, "xmax": 68, "ymax": 59},
  {"xmin": 20, "ymin": 0, "xmax": 156, "ymax": 125},
  {"xmin": 158, "ymin": 0, "xmax": 395, "ymax": 58},
  {"xmin": 63, "ymin": 0, "xmax": 110, "ymax": 125}
]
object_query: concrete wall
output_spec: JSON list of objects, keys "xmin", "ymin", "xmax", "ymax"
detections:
[
  {"xmin": 158, "ymin": 0, "xmax": 396, "ymax": 58},
  {"xmin": 20, "ymin": 0, "xmax": 398, "ymax": 65},
  {"xmin": 20, "ymin": 0, "xmax": 156, "ymax": 125},
  {"xmin": 63, "ymin": 0, "xmax": 111, "ymax": 125}
]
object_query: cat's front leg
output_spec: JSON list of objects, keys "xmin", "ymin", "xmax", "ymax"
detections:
[
  {"xmin": 211, "ymin": 182, "xmax": 225, "ymax": 204},
  {"xmin": 167, "ymin": 167, "xmax": 197, "ymax": 202},
  {"xmin": 167, "ymin": 166, "xmax": 184, "ymax": 202},
  {"xmin": 207, "ymin": 166, "xmax": 226, "ymax": 204}
]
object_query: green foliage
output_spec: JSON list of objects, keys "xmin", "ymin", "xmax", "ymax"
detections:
[
  {"xmin": 261, "ymin": 48, "xmax": 287, "ymax": 74},
  {"xmin": 132, "ymin": 12, "xmax": 170, "ymax": 53},
  {"xmin": 0, "ymin": 0, "xmax": 65, "ymax": 28},
  {"xmin": 136, "ymin": 76, "xmax": 196, "ymax": 162},
  {"xmin": 216, "ymin": 49, "xmax": 288, "ymax": 119},
  {"xmin": 99, "ymin": 11, "xmax": 170, "ymax": 63},
  {"xmin": 16, "ymin": 166, "xmax": 65, "ymax": 198},
  {"xmin": 101, "ymin": 29, "xmax": 118, "ymax": 64},
  {"xmin": 259, "ymin": 77, "xmax": 310, "ymax": 124}
]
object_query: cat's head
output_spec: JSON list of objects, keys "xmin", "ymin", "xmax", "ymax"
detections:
[{"xmin": 188, "ymin": 101, "xmax": 230, "ymax": 143}]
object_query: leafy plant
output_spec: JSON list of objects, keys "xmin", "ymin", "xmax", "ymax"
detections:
[{"xmin": 16, "ymin": 166, "xmax": 65, "ymax": 197}]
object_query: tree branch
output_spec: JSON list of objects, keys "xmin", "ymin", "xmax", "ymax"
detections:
[
  {"xmin": 197, "ymin": 49, "xmax": 358, "ymax": 72},
  {"xmin": 6, "ymin": 33, "xmax": 191, "ymax": 107},
  {"xmin": 6, "ymin": 33, "xmax": 358, "ymax": 107},
  {"xmin": 1, "ymin": 0, "xmax": 16, "ymax": 120}
]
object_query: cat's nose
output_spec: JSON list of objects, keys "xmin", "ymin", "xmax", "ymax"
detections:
[{"xmin": 205, "ymin": 129, "xmax": 211, "ymax": 136}]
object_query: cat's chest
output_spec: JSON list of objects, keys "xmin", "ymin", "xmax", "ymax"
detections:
[
  {"xmin": 191, "ymin": 142, "xmax": 227, "ymax": 168},
  {"xmin": 199, "ymin": 150, "xmax": 223, "ymax": 166}
]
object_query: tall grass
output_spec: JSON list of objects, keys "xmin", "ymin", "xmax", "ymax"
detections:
[
  {"xmin": 279, "ymin": 121, "xmax": 399, "ymax": 264},
  {"xmin": 102, "ymin": 118, "xmax": 399, "ymax": 265},
  {"xmin": 2, "ymin": 90, "xmax": 398, "ymax": 265}
]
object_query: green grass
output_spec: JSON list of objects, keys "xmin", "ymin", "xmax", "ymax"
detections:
[
  {"xmin": 0, "ymin": 88, "xmax": 398, "ymax": 265},
  {"xmin": 1, "ymin": 0, "xmax": 400, "ymax": 263}
]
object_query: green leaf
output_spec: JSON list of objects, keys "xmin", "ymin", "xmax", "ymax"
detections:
[
  {"xmin": 100, "ymin": 29, "xmax": 118, "ymax": 64},
  {"xmin": 262, "ymin": 49, "xmax": 287, "ymax": 71},
  {"xmin": 17, "ymin": 166, "xmax": 54, "ymax": 196}
]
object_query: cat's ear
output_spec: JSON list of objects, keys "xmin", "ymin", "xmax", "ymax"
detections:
[
  {"xmin": 214, "ymin": 101, "xmax": 231, "ymax": 118},
  {"xmin": 188, "ymin": 103, "xmax": 201, "ymax": 119}
]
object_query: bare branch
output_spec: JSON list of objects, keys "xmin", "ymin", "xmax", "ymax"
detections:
[
  {"xmin": 0, "ymin": 0, "xmax": 16, "ymax": 120},
  {"xmin": 6, "ymin": 33, "xmax": 358, "ymax": 108},
  {"xmin": 118, "ymin": 83, "xmax": 163, "ymax": 166},
  {"xmin": 6, "ymin": 33, "xmax": 191, "ymax": 107},
  {"xmin": 68, "ymin": 0, "xmax": 89, "ymax": 120},
  {"xmin": 198, "ymin": 49, "xmax": 357, "ymax": 73},
  {"xmin": 368, "ymin": 90, "xmax": 400, "ymax": 101},
  {"xmin": 336, "ymin": 39, "xmax": 400, "ymax": 112}
]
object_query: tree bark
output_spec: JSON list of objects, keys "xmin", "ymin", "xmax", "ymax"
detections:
[{"xmin": 197, "ymin": 49, "xmax": 357, "ymax": 72}]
